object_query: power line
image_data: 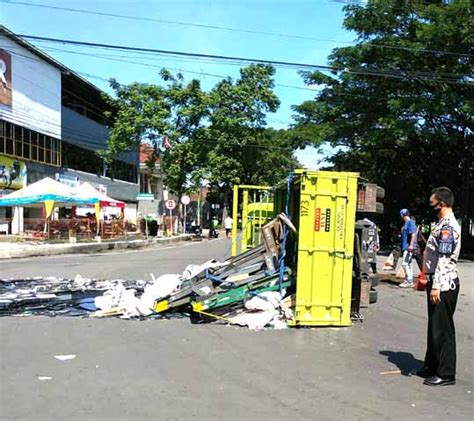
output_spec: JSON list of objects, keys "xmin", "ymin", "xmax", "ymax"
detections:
[
  {"xmin": 30, "ymin": 44, "xmax": 321, "ymax": 95},
  {"xmin": 2, "ymin": 0, "xmax": 471, "ymax": 57},
  {"xmin": 47, "ymin": 45, "xmax": 470, "ymax": 81},
  {"xmin": 3, "ymin": 46, "xmax": 298, "ymax": 126},
  {"xmin": 14, "ymin": 46, "xmax": 379, "ymax": 114},
  {"xmin": 13, "ymin": 43, "xmax": 467, "ymax": 102},
  {"xmin": 15, "ymin": 34, "xmax": 333, "ymax": 71},
  {"xmin": 11, "ymin": 34, "xmax": 474, "ymax": 86},
  {"xmin": 4, "ymin": 43, "xmax": 301, "ymax": 95},
  {"xmin": 4, "ymin": 36, "xmax": 471, "ymax": 88},
  {"xmin": 4, "ymin": 44, "xmax": 470, "ymax": 135},
  {"xmin": 2, "ymin": 43, "xmax": 469, "ymax": 153},
  {"xmin": 5, "ymin": 43, "xmax": 469, "ymax": 127}
]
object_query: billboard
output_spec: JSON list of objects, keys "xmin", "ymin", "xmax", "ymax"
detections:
[
  {"xmin": 0, "ymin": 49, "xmax": 12, "ymax": 106},
  {"xmin": 0, "ymin": 38, "xmax": 61, "ymax": 138},
  {"xmin": 0, "ymin": 155, "xmax": 26, "ymax": 189}
]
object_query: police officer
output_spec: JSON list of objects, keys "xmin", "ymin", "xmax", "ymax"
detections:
[{"xmin": 416, "ymin": 187, "xmax": 461, "ymax": 386}]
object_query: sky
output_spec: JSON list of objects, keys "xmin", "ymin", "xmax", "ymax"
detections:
[{"xmin": 0, "ymin": 0, "xmax": 359, "ymax": 168}]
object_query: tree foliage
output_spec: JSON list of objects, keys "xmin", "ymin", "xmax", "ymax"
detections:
[
  {"xmin": 104, "ymin": 70, "xmax": 208, "ymax": 195},
  {"xmin": 204, "ymin": 65, "xmax": 286, "ymax": 189},
  {"xmin": 105, "ymin": 65, "xmax": 297, "ymax": 205},
  {"xmin": 292, "ymin": 0, "xmax": 473, "ymax": 240}
]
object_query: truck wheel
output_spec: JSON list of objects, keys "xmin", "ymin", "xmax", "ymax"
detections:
[{"xmin": 376, "ymin": 186, "xmax": 385, "ymax": 200}]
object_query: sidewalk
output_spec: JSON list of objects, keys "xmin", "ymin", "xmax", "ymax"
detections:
[{"xmin": 0, "ymin": 235, "xmax": 193, "ymax": 260}]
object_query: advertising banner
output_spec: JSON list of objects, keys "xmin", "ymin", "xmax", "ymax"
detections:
[
  {"xmin": 0, "ymin": 49, "xmax": 12, "ymax": 106},
  {"xmin": 0, "ymin": 155, "xmax": 26, "ymax": 190}
]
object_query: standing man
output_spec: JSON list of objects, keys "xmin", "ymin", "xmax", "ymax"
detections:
[
  {"xmin": 416, "ymin": 187, "xmax": 461, "ymax": 386},
  {"xmin": 224, "ymin": 215, "xmax": 233, "ymax": 239},
  {"xmin": 399, "ymin": 209, "xmax": 417, "ymax": 288}
]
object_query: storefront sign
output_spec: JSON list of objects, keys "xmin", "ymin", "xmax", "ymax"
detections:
[
  {"xmin": 55, "ymin": 173, "xmax": 79, "ymax": 188},
  {"xmin": 0, "ymin": 156, "xmax": 26, "ymax": 190},
  {"xmin": 137, "ymin": 193, "xmax": 155, "ymax": 201},
  {"xmin": 98, "ymin": 184, "xmax": 107, "ymax": 195}
]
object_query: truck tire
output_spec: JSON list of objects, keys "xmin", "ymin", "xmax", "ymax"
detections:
[{"xmin": 376, "ymin": 186, "xmax": 385, "ymax": 200}]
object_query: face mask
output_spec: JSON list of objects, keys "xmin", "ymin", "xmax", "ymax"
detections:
[{"xmin": 430, "ymin": 201, "xmax": 442, "ymax": 215}]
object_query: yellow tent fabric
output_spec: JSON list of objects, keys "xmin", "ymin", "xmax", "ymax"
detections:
[{"xmin": 44, "ymin": 200, "xmax": 55, "ymax": 218}]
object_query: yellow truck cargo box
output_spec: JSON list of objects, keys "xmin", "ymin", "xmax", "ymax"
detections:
[{"xmin": 281, "ymin": 170, "xmax": 359, "ymax": 327}]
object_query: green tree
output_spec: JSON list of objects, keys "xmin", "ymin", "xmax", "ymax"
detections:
[
  {"xmin": 203, "ymin": 64, "xmax": 286, "ymax": 213},
  {"xmin": 105, "ymin": 65, "xmax": 298, "ymax": 224},
  {"xmin": 104, "ymin": 70, "xmax": 209, "ymax": 197},
  {"xmin": 292, "ymin": 0, "xmax": 473, "ymax": 245}
]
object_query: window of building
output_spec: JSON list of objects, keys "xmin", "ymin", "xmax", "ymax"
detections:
[
  {"xmin": 62, "ymin": 91, "xmax": 109, "ymax": 126},
  {"xmin": 0, "ymin": 119, "xmax": 61, "ymax": 166},
  {"xmin": 62, "ymin": 141, "xmax": 103, "ymax": 175},
  {"xmin": 62, "ymin": 141, "xmax": 137, "ymax": 184},
  {"xmin": 106, "ymin": 159, "xmax": 138, "ymax": 184},
  {"xmin": 140, "ymin": 173, "xmax": 150, "ymax": 193}
]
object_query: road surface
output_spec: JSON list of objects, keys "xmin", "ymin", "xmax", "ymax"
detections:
[{"xmin": 1, "ymin": 239, "xmax": 473, "ymax": 420}]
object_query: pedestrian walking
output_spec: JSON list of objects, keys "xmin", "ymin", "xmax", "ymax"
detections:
[
  {"xmin": 399, "ymin": 208, "xmax": 417, "ymax": 288},
  {"xmin": 224, "ymin": 215, "xmax": 233, "ymax": 239},
  {"xmin": 415, "ymin": 187, "xmax": 461, "ymax": 386}
]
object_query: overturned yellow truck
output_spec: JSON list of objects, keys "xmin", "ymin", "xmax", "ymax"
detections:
[{"xmin": 231, "ymin": 169, "xmax": 384, "ymax": 327}]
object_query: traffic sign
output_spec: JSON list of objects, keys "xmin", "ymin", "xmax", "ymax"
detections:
[
  {"xmin": 180, "ymin": 195, "xmax": 191, "ymax": 205},
  {"xmin": 165, "ymin": 199, "xmax": 176, "ymax": 210}
]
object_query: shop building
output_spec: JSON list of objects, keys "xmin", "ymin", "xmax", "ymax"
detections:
[{"xmin": 0, "ymin": 26, "xmax": 139, "ymax": 234}]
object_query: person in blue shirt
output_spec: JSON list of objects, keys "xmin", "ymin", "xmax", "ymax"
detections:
[{"xmin": 399, "ymin": 208, "xmax": 417, "ymax": 288}]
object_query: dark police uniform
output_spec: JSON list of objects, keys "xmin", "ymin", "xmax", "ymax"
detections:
[{"xmin": 423, "ymin": 213, "xmax": 461, "ymax": 380}]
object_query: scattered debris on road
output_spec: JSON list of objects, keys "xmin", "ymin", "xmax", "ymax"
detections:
[
  {"xmin": 0, "ymin": 214, "xmax": 297, "ymax": 330},
  {"xmin": 54, "ymin": 355, "xmax": 77, "ymax": 361}
]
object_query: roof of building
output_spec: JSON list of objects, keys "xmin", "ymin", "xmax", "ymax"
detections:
[
  {"xmin": 140, "ymin": 143, "xmax": 161, "ymax": 165},
  {"xmin": 0, "ymin": 25, "xmax": 104, "ymax": 96}
]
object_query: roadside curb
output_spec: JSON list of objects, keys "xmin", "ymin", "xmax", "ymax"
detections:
[{"xmin": 0, "ymin": 235, "xmax": 194, "ymax": 260}]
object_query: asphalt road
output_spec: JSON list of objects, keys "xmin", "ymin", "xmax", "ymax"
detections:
[{"xmin": 1, "ymin": 240, "xmax": 473, "ymax": 420}]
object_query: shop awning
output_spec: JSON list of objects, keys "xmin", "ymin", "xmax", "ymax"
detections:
[
  {"xmin": 0, "ymin": 177, "xmax": 98, "ymax": 209},
  {"xmin": 0, "ymin": 177, "xmax": 100, "ymax": 235},
  {"xmin": 75, "ymin": 182, "xmax": 126, "ymax": 209}
]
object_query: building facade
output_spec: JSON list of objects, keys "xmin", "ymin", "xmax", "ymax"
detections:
[
  {"xmin": 137, "ymin": 143, "xmax": 165, "ymax": 218},
  {"xmin": 0, "ymin": 26, "xmax": 139, "ymax": 234}
]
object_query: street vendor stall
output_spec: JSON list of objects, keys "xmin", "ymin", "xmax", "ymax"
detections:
[
  {"xmin": 0, "ymin": 177, "xmax": 98, "ymax": 238},
  {"xmin": 75, "ymin": 183, "xmax": 126, "ymax": 238}
]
